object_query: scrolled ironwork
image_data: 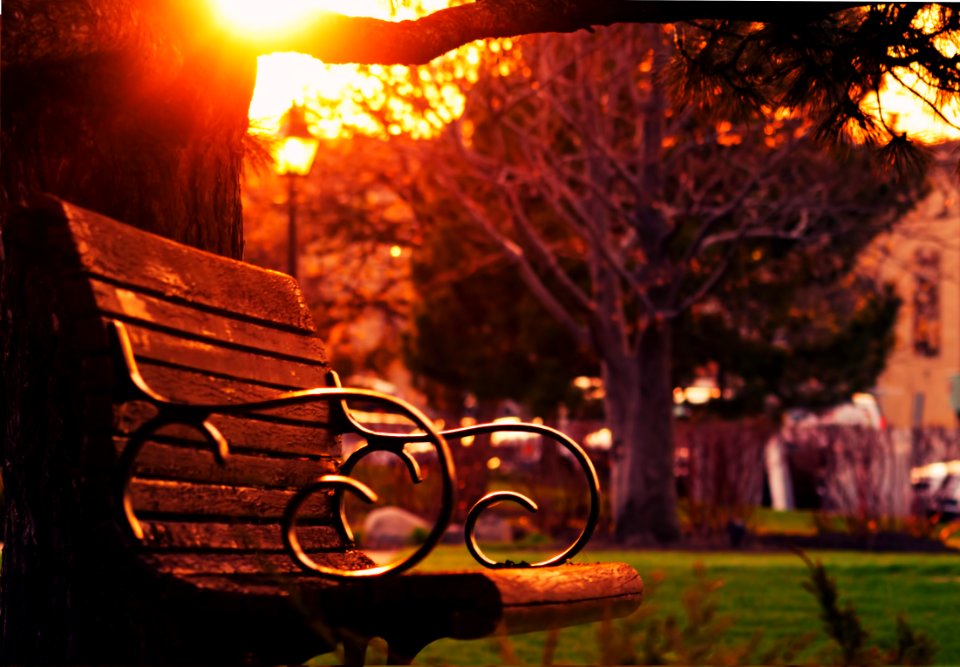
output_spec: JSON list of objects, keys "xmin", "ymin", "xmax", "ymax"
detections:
[
  {"xmin": 464, "ymin": 491, "xmax": 538, "ymax": 568},
  {"xmin": 441, "ymin": 422, "xmax": 601, "ymax": 569},
  {"xmin": 111, "ymin": 318, "xmax": 602, "ymax": 576},
  {"xmin": 327, "ymin": 408, "xmax": 603, "ymax": 568},
  {"xmin": 110, "ymin": 320, "xmax": 456, "ymax": 579}
]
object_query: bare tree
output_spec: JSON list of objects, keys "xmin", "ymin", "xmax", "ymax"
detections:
[{"xmin": 409, "ymin": 24, "xmax": 918, "ymax": 542}]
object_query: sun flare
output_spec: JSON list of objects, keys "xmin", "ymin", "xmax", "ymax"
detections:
[
  {"xmin": 214, "ymin": 0, "xmax": 398, "ymax": 35},
  {"xmin": 213, "ymin": 0, "xmax": 496, "ymax": 142},
  {"xmin": 220, "ymin": 0, "xmax": 958, "ymax": 147}
]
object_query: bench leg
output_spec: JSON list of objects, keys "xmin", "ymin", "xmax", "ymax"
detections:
[
  {"xmin": 340, "ymin": 636, "xmax": 369, "ymax": 667},
  {"xmin": 383, "ymin": 635, "xmax": 432, "ymax": 665},
  {"xmin": 338, "ymin": 634, "xmax": 423, "ymax": 666}
]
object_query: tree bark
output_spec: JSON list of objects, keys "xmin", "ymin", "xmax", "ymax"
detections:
[
  {"xmin": 244, "ymin": 1, "xmax": 864, "ymax": 65},
  {"xmin": 1, "ymin": 4, "xmax": 259, "ymax": 661},
  {"xmin": 1, "ymin": 2, "xmax": 255, "ymax": 256},
  {"xmin": 606, "ymin": 321, "xmax": 681, "ymax": 544}
]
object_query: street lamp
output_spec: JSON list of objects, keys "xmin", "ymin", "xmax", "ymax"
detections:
[{"xmin": 276, "ymin": 103, "xmax": 319, "ymax": 281}]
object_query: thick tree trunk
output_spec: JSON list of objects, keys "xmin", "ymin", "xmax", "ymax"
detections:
[
  {"xmin": 0, "ymin": 18, "xmax": 254, "ymax": 256},
  {"xmin": 606, "ymin": 321, "xmax": 681, "ymax": 544},
  {"xmin": 1, "ymin": 6, "xmax": 259, "ymax": 661}
]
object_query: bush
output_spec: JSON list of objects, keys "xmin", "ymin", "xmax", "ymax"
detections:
[{"xmin": 591, "ymin": 554, "xmax": 936, "ymax": 666}]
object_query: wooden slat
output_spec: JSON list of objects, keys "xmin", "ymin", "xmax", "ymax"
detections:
[
  {"xmin": 114, "ymin": 405, "xmax": 339, "ymax": 459},
  {"xmin": 59, "ymin": 201, "xmax": 316, "ymax": 332},
  {"xmin": 68, "ymin": 278, "xmax": 330, "ymax": 368},
  {"xmin": 95, "ymin": 362, "xmax": 332, "ymax": 423},
  {"xmin": 145, "ymin": 551, "xmax": 374, "ymax": 576},
  {"xmin": 138, "ymin": 521, "xmax": 341, "ymax": 552},
  {"xmin": 490, "ymin": 562, "xmax": 643, "ymax": 607},
  {"xmin": 115, "ymin": 322, "xmax": 327, "ymax": 389},
  {"xmin": 128, "ymin": 479, "xmax": 335, "ymax": 521},
  {"xmin": 117, "ymin": 439, "xmax": 337, "ymax": 489}
]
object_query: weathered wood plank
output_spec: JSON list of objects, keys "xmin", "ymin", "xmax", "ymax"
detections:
[
  {"xmin": 60, "ymin": 202, "xmax": 316, "ymax": 332},
  {"xmin": 116, "ymin": 439, "xmax": 337, "ymax": 489},
  {"xmin": 93, "ymin": 362, "xmax": 333, "ymax": 423},
  {"xmin": 145, "ymin": 551, "xmax": 373, "ymax": 576},
  {"xmin": 67, "ymin": 279, "xmax": 330, "ymax": 369},
  {"xmin": 489, "ymin": 562, "xmax": 643, "ymax": 607},
  {"xmin": 113, "ymin": 405, "xmax": 339, "ymax": 459},
  {"xmin": 138, "ymin": 521, "xmax": 340, "ymax": 552},
  {"xmin": 128, "ymin": 479, "xmax": 335, "ymax": 521}
]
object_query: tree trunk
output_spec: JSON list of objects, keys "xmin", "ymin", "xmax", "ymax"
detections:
[
  {"xmin": 1, "ymin": 7, "xmax": 259, "ymax": 661},
  {"xmin": 0, "ymin": 16, "xmax": 254, "ymax": 256},
  {"xmin": 606, "ymin": 321, "xmax": 681, "ymax": 544}
]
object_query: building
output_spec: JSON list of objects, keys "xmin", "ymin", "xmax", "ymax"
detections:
[{"xmin": 866, "ymin": 143, "xmax": 960, "ymax": 428}]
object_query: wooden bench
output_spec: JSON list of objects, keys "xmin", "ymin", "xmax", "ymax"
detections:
[{"xmin": 1, "ymin": 196, "xmax": 642, "ymax": 665}]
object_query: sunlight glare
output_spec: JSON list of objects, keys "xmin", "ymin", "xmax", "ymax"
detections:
[
  {"xmin": 215, "ymin": 0, "xmax": 396, "ymax": 36},
  {"xmin": 235, "ymin": 0, "xmax": 493, "ymax": 142}
]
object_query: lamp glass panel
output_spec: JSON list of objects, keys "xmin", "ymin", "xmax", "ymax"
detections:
[{"xmin": 276, "ymin": 136, "xmax": 319, "ymax": 176}]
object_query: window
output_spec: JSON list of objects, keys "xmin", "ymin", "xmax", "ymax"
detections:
[{"xmin": 913, "ymin": 247, "xmax": 941, "ymax": 357}]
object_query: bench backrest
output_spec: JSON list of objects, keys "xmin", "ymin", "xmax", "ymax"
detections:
[{"xmin": 14, "ymin": 196, "xmax": 351, "ymax": 573}]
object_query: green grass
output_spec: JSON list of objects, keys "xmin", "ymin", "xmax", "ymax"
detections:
[
  {"xmin": 315, "ymin": 546, "xmax": 960, "ymax": 665},
  {"xmin": 749, "ymin": 507, "xmax": 819, "ymax": 535}
]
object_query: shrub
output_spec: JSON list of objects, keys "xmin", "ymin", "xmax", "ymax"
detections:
[
  {"xmin": 799, "ymin": 552, "xmax": 936, "ymax": 665},
  {"xmin": 591, "ymin": 554, "xmax": 936, "ymax": 666}
]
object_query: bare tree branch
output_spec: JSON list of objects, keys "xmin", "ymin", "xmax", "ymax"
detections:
[
  {"xmin": 3, "ymin": 0, "xmax": 869, "ymax": 68},
  {"xmin": 439, "ymin": 172, "xmax": 593, "ymax": 348}
]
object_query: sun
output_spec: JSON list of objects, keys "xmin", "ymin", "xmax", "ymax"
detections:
[
  {"xmin": 212, "ymin": 0, "xmax": 491, "ymax": 140},
  {"xmin": 213, "ymin": 0, "xmax": 392, "ymax": 37}
]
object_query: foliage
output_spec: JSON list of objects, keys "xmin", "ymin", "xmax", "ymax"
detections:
[
  {"xmin": 398, "ymin": 22, "xmax": 921, "ymax": 542},
  {"xmin": 597, "ymin": 564, "xmax": 813, "ymax": 665},
  {"xmin": 242, "ymin": 134, "xmax": 420, "ymax": 374},
  {"xmin": 591, "ymin": 553, "xmax": 937, "ymax": 666},
  {"xmin": 670, "ymin": 4, "xmax": 960, "ymax": 173},
  {"xmin": 404, "ymin": 211, "xmax": 596, "ymax": 414},
  {"xmin": 673, "ymin": 274, "xmax": 901, "ymax": 417},
  {"xmin": 404, "ymin": 547, "xmax": 960, "ymax": 665},
  {"xmin": 675, "ymin": 418, "xmax": 774, "ymax": 540},
  {"xmin": 799, "ymin": 552, "xmax": 937, "ymax": 665}
]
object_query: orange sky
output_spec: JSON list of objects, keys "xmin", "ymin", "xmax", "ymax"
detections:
[{"xmin": 213, "ymin": 0, "xmax": 960, "ymax": 144}]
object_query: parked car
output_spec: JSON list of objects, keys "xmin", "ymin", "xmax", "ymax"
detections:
[{"xmin": 911, "ymin": 459, "xmax": 960, "ymax": 519}]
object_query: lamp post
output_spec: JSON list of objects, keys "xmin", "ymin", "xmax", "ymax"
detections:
[{"xmin": 276, "ymin": 103, "xmax": 320, "ymax": 281}]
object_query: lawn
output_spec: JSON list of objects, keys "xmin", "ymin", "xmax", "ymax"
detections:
[{"xmin": 315, "ymin": 545, "xmax": 960, "ymax": 665}]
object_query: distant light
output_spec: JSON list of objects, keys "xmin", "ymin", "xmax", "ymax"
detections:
[
  {"xmin": 683, "ymin": 386, "xmax": 713, "ymax": 405},
  {"xmin": 487, "ymin": 456, "xmax": 502, "ymax": 470},
  {"xmin": 214, "ymin": 0, "xmax": 317, "ymax": 36},
  {"xmin": 584, "ymin": 428, "xmax": 612, "ymax": 450},
  {"xmin": 276, "ymin": 136, "xmax": 319, "ymax": 176},
  {"xmin": 390, "ymin": 245, "xmax": 403, "ymax": 258},
  {"xmin": 674, "ymin": 379, "xmax": 723, "ymax": 405},
  {"xmin": 573, "ymin": 376, "xmax": 594, "ymax": 390},
  {"xmin": 460, "ymin": 416, "xmax": 476, "ymax": 447},
  {"xmin": 275, "ymin": 105, "xmax": 319, "ymax": 176},
  {"xmin": 490, "ymin": 416, "xmax": 538, "ymax": 446},
  {"xmin": 572, "ymin": 376, "xmax": 605, "ymax": 399}
]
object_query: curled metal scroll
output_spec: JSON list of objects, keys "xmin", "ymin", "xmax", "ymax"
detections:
[
  {"xmin": 112, "ymin": 318, "xmax": 601, "ymax": 575},
  {"xmin": 326, "ymin": 409, "xmax": 602, "ymax": 569},
  {"xmin": 110, "ymin": 320, "xmax": 456, "ymax": 579},
  {"xmin": 442, "ymin": 422, "xmax": 601, "ymax": 568},
  {"xmin": 280, "ymin": 386, "xmax": 454, "ymax": 579}
]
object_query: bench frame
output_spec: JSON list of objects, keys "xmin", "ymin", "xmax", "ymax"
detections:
[{"xmin": 1, "ymin": 195, "xmax": 641, "ymax": 665}]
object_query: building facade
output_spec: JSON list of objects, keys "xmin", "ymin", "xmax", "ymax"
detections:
[{"xmin": 867, "ymin": 143, "xmax": 960, "ymax": 428}]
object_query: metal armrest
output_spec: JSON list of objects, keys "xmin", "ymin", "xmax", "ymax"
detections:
[{"xmin": 111, "ymin": 319, "xmax": 600, "ymax": 578}]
